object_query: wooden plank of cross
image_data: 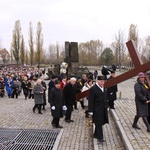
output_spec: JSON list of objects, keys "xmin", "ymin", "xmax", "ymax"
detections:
[{"xmin": 76, "ymin": 40, "xmax": 150, "ymax": 100}]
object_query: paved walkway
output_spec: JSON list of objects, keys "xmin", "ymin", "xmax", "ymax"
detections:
[
  {"xmin": 0, "ymin": 80, "xmax": 125, "ymax": 150},
  {"xmin": 94, "ymin": 112, "xmax": 125, "ymax": 150},
  {"xmin": 2, "ymin": 74, "xmax": 150, "ymax": 150}
]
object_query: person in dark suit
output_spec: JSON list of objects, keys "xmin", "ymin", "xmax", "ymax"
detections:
[
  {"xmin": 112, "ymin": 64, "xmax": 117, "ymax": 71},
  {"xmin": 22, "ymin": 76, "xmax": 29, "ymax": 100},
  {"xmin": 107, "ymin": 71, "xmax": 118, "ymax": 109},
  {"xmin": 49, "ymin": 79, "xmax": 67, "ymax": 128},
  {"xmin": 63, "ymin": 77, "xmax": 77, "ymax": 123},
  {"xmin": 88, "ymin": 76, "xmax": 109, "ymax": 142},
  {"xmin": 101, "ymin": 65, "xmax": 110, "ymax": 80},
  {"xmin": 81, "ymin": 74, "xmax": 87, "ymax": 86},
  {"xmin": 28, "ymin": 77, "xmax": 34, "ymax": 99},
  {"xmin": 11, "ymin": 80, "xmax": 19, "ymax": 98},
  {"xmin": 48, "ymin": 76, "xmax": 56, "ymax": 105},
  {"xmin": 41, "ymin": 77, "xmax": 47, "ymax": 110},
  {"xmin": 132, "ymin": 72, "xmax": 150, "ymax": 132},
  {"xmin": 74, "ymin": 76, "xmax": 84, "ymax": 109}
]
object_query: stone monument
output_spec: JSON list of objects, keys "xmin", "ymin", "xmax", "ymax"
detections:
[{"xmin": 64, "ymin": 41, "xmax": 79, "ymax": 75}]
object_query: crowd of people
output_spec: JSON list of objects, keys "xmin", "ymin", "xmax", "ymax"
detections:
[
  {"xmin": 0, "ymin": 65, "xmax": 120, "ymax": 143},
  {"xmin": 1, "ymin": 64, "xmax": 150, "ymax": 144},
  {"xmin": 0, "ymin": 67, "xmax": 43, "ymax": 98}
]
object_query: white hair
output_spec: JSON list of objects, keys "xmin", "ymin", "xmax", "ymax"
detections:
[
  {"xmin": 40, "ymin": 76, "xmax": 44, "ymax": 80},
  {"xmin": 70, "ymin": 77, "xmax": 77, "ymax": 82},
  {"xmin": 37, "ymin": 79, "xmax": 42, "ymax": 84}
]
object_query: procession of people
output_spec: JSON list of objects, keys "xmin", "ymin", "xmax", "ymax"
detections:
[
  {"xmin": 0, "ymin": 65, "xmax": 116, "ymax": 142},
  {"xmin": 2, "ymin": 64, "xmax": 150, "ymax": 143}
]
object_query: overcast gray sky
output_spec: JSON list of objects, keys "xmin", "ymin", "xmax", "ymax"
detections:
[{"xmin": 0, "ymin": 0, "xmax": 150, "ymax": 50}]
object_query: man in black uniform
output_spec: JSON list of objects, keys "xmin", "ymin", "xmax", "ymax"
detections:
[
  {"xmin": 41, "ymin": 77, "xmax": 47, "ymax": 110},
  {"xmin": 48, "ymin": 76, "xmax": 56, "ymax": 105},
  {"xmin": 88, "ymin": 76, "xmax": 109, "ymax": 142},
  {"xmin": 64, "ymin": 77, "xmax": 77, "ymax": 123},
  {"xmin": 49, "ymin": 79, "xmax": 66, "ymax": 128},
  {"xmin": 107, "ymin": 71, "xmax": 118, "ymax": 109},
  {"xmin": 101, "ymin": 65, "xmax": 110, "ymax": 80},
  {"xmin": 11, "ymin": 80, "xmax": 19, "ymax": 98}
]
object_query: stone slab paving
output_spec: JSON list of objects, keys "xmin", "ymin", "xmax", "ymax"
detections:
[
  {"xmin": 95, "ymin": 112, "xmax": 125, "ymax": 150},
  {"xmin": 0, "ymin": 79, "xmax": 125, "ymax": 150},
  {"xmin": 114, "ymin": 76, "xmax": 150, "ymax": 150}
]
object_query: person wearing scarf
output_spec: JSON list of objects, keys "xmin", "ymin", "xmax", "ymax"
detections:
[{"xmin": 132, "ymin": 72, "xmax": 150, "ymax": 132}]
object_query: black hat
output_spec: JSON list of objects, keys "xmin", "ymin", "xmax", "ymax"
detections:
[
  {"xmin": 51, "ymin": 76, "xmax": 57, "ymax": 79},
  {"xmin": 77, "ymin": 76, "xmax": 81, "ymax": 80},
  {"xmin": 110, "ymin": 70, "xmax": 115, "ymax": 74},
  {"xmin": 97, "ymin": 76, "xmax": 105, "ymax": 80},
  {"xmin": 54, "ymin": 79, "xmax": 60, "ymax": 84}
]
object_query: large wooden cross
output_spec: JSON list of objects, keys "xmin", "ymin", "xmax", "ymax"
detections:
[{"xmin": 76, "ymin": 40, "xmax": 150, "ymax": 100}]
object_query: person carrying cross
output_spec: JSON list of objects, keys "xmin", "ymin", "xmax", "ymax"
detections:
[
  {"xmin": 88, "ymin": 75, "xmax": 109, "ymax": 142},
  {"xmin": 132, "ymin": 72, "xmax": 150, "ymax": 132}
]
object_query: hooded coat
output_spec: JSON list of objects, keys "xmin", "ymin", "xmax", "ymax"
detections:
[{"xmin": 134, "ymin": 79, "xmax": 150, "ymax": 117}]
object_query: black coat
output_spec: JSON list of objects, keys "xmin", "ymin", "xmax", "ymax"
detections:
[
  {"xmin": 41, "ymin": 81, "xmax": 47, "ymax": 105},
  {"xmin": 49, "ymin": 87, "xmax": 65, "ymax": 118},
  {"xmin": 134, "ymin": 79, "xmax": 150, "ymax": 117},
  {"xmin": 107, "ymin": 76, "xmax": 118, "ymax": 101},
  {"xmin": 48, "ymin": 80, "xmax": 55, "ymax": 103},
  {"xmin": 63, "ymin": 83, "xmax": 76, "ymax": 105},
  {"xmin": 88, "ymin": 84, "xmax": 109, "ymax": 126},
  {"xmin": 101, "ymin": 67, "xmax": 109, "ymax": 76},
  {"xmin": 22, "ymin": 81, "xmax": 29, "ymax": 96},
  {"xmin": 81, "ymin": 78, "xmax": 87, "ymax": 87},
  {"xmin": 76, "ymin": 81, "xmax": 83, "ymax": 94},
  {"xmin": 12, "ymin": 84, "xmax": 19, "ymax": 94}
]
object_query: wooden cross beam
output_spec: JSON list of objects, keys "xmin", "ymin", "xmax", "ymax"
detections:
[
  {"xmin": 105, "ymin": 40, "xmax": 150, "ymax": 88},
  {"xmin": 76, "ymin": 40, "xmax": 150, "ymax": 100}
]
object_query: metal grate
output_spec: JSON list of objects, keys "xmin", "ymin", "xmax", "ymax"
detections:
[{"xmin": 0, "ymin": 128, "xmax": 61, "ymax": 150}]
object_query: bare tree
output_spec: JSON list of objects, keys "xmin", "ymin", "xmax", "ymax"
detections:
[
  {"xmin": 112, "ymin": 30, "xmax": 126, "ymax": 70},
  {"xmin": 10, "ymin": 44, "xmax": 14, "ymax": 64},
  {"xmin": 20, "ymin": 35, "xmax": 25, "ymax": 65},
  {"xmin": 25, "ymin": 48, "xmax": 29, "ymax": 65},
  {"xmin": 128, "ymin": 24, "xmax": 138, "ymax": 47},
  {"xmin": 42, "ymin": 48, "xmax": 48, "ymax": 64},
  {"xmin": 11, "ymin": 20, "xmax": 22, "ymax": 67},
  {"xmin": 35, "ymin": 21, "xmax": 43, "ymax": 67},
  {"xmin": 56, "ymin": 41, "xmax": 59, "ymax": 64},
  {"xmin": 141, "ymin": 36, "xmax": 150, "ymax": 62},
  {"xmin": 78, "ymin": 43, "xmax": 88, "ymax": 65},
  {"xmin": 127, "ymin": 24, "xmax": 139, "ymax": 68},
  {"xmin": 29, "ymin": 22, "xmax": 34, "ymax": 66},
  {"xmin": 78, "ymin": 40, "xmax": 103, "ymax": 66}
]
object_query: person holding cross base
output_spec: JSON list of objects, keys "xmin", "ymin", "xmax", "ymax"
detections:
[
  {"xmin": 49, "ymin": 79, "xmax": 67, "ymax": 128},
  {"xmin": 88, "ymin": 75, "xmax": 109, "ymax": 142},
  {"xmin": 132, "ymin": 72, "xmax": 150, "ymax": 132},
  {"xmin": 107, "ymin": 71, "xmax": 118, "ymax": 109}
]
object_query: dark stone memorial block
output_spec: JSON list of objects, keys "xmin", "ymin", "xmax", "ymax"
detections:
[
  {"xmin": 65, "ymin": 41, "xmax": 71, "ymax": 57},
  {"xmin": 64, "ymin": 57, "xmax": 71, "ymax": 67},
  {"xmin": 64, "ymin": 41, "xmax": 79, "ymax": 75},
  {"xmin": 70, "ymin": 42, "xmax": 79, "ymax": 62}
]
